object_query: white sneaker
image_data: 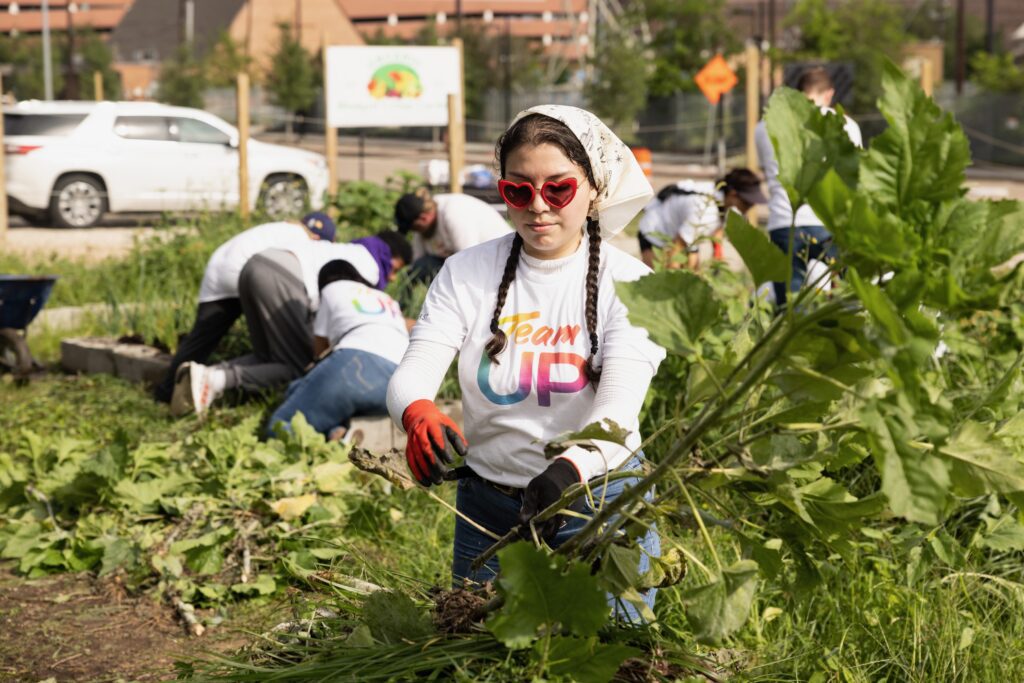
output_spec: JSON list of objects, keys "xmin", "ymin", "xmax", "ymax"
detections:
[
  {"xmin": 169, "ymin": 363, "xmax": 195, "ymax": 417},
  {"xmin": 189, "ymin": 362, "xmax": 219, "ymax": 417}
]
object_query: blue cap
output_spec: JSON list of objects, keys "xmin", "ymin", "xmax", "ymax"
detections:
[{"xmin": 301, "ymin": 211, "xmax": 336, "ymax": 242}]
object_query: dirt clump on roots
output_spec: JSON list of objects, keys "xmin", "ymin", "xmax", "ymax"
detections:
[{"xmin": 431, "ymin": 587, "xmax": 491, "ymax": 635}]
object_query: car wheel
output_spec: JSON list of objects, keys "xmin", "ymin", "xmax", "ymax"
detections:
[
  {"xmin": 50, "ymin": 174, "xmax": 107, "ymax": 229},
  {"xmin": 259, "ymin": 175, "xmax": 308, "ymax": 219}
]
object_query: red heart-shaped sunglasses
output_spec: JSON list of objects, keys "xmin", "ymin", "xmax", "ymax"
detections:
[{"xmin": 497, "ymin": 178, "xmax": 579, "ymax": 209}]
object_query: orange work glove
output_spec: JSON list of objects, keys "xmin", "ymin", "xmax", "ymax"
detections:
[{"xmin": 402, "ymin": 399, "xmax": 468, "ymax": 487}]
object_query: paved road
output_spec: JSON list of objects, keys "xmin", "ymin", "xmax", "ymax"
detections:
[{"xmin": 4, "ymin": 136, "xmax": 1022, "ymax": 264}]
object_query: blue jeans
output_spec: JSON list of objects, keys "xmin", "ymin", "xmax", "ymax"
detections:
[
  {"xmin": 769, "ymin": 225, "xmax": 837, "ymax": 306},
  {"xmin": 452, "ymin": 455, "xmax": 660, "ymax": 620},
  {"xmin": 265, "ymin": 348, "xmax": 396, "ymax": 439}
]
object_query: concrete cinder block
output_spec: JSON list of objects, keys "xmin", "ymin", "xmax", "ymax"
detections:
[
  {"xmin": 61, "ymin": 336, "xmax": 171, "ymax": 386},
  {"xmin": 112, "ymin": 343, "xmax": 172, "ymax": 385},
  {"xmin": 61, "ymin": 337, "xmax": 117, "ymax": 376}
]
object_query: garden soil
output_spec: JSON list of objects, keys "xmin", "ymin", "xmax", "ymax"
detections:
[{"xmin": 0, "ymin": 565, "xmax": 252, "ymax": 682}]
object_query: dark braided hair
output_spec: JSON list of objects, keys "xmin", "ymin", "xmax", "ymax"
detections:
[
  {"xmin": 483, "ymin": 233, "xmax": 524, "ymax": 363},
  {"xmin": 583, "ymin": 217, "xmax": 602, "ymax": 383},
  {"xmin": 486, "ymin": 113, "xmax": 604, "ymax": 383}
]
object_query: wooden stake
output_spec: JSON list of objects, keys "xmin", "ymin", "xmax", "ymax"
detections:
[
  {"xmin": 0, "ymin": 72, "xmax": 8, "ymax": 245},
  {"xmin": 236, "ymin": 71, "xmax": 250, "ymax": 220},
  {"xmin": 93, "ymin": 70, "xmax": 103, "ymax": 101},
  {"xmin": 745, "ymin": 42, "xmax": 759, "ymax": 171},
  {"xmin": 448, "ymin": 38, "xmax": 466, "ymax": 194},
  {"xmin": 322, "ymin": 36, "xmax": 338, "ymax": 194},
  {"xmin": 921, "ymin": 58, "xmax": 934, "ymax": 98}
]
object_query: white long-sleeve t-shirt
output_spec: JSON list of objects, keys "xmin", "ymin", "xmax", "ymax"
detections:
[
  {"xmin": 755, "ymin": 109, "xmax": 862, "ymax": 230},
  {"xmin": 199, "ymin": 222, "xmax": 311, "ymax": 303},
  {"xmin": 387, "ymin": 232, "xmax": 666, "ymax": 488},
  {"xmin": 411, "ymin": 193, "xmax": 511, "ymax": 260}
]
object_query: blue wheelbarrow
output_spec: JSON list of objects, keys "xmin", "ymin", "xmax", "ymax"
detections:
[{"xmin": 0, "ymin": 275, "xmax": 59, "ymax": 379}]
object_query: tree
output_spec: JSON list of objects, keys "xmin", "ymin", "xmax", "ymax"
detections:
[
  {"xmin": 641, "ymin": 0, "xmax": 738, "ymax": 97},
  {"xmin": 78, "ymin": 29, "xmax": 122, "ymax": 100},
  {"xmin": 0, "ymin": 35, "xmax": 65, "ymax": 100},
  {"xmin": 265, "ymin": 23, "xmax": 318, "ymax": 138},
  {"xmin": 585, "ymin": 19, "xmax": 649, "ymax": 141},
  {"xmin": 784, "ymin": 0, "xmax": 907, "ymax": 112},
  {"xmin": 204, "ymin": 31, "xmax": 254, "ymax": 88},
  {"xmin": 157, "ymin": 44, "xmax": 207, "ymax": 108},
  {"xmin": 969, "ymin": 52, "xmax": 1024, "ymax": 93}
]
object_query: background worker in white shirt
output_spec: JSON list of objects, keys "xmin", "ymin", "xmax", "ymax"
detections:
[
  {"xmin": 153, "ymin": 212, "xmax": 336, "ymax": 403},
  {"xmin": 264, "ymin": 266, "xmax": 410, "ymax": 441},
  {"xmin": 637, "ymin": 169, "xmax": 766, "ymax": 271},
  {"xmin": 394, "ymin": 188, "xmax": 511, "ymax": 284},
  {"xmin": 755, "ymin": 66, "xmax": 863, "ymax": 306}
]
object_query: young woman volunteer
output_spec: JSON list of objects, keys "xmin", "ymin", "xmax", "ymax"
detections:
[{"xmin": 386, "ymin": 105, "xmax": 666, "ymax": 609}]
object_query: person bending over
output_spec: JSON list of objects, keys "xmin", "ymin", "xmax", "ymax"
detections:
[{"xmin": 153, "ymin": 212, "xmax": 336, "ymax": 403}]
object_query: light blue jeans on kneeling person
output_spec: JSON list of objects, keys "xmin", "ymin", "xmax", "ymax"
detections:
[
  {"xmin": 452, "ymin": 455, "xmax": 660, "ymax": 622},
  {"xmin": 265, "ymin": 347, "xmax": 396, "ymax": 439}
]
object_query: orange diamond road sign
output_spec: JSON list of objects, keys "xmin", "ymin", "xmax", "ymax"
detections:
[{"xmin": 695, "ymin": 54, "xmax": 738, "ymax": 105}]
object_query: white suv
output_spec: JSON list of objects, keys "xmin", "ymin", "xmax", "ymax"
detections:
[{"xmin": 4, "ymin": 100, "xmax": 330, "ymax": 228}]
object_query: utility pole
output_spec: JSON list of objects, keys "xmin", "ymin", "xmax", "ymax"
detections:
[
  {"xmin": 65, "ymin": 3, "xmax": 78, "ymax": 99},
  {"xmin": 42, "ymin": 0, "xmax": 53, "ymax": 100},
  {"xmin": 955, "ymin": 0, "xmax": 965, "ymax": 95},
  {"xmin": 503, "ymin": 15, "xmax": 511, "ymax": 125},
  {"xmin": 985, "ymin": 0, "xmax": 995, "ymax": 54}
]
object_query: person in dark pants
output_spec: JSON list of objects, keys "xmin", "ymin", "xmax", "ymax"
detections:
[{"xmin": 153, "ymin": 212, "xmax": 336, "ymax": 403}]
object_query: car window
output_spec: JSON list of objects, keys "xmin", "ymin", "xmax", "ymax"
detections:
[
  {"xmin": 171, "ymin": 117, "xmax": 231, "ymax": 145},
  {"xmin": 4, "ymin": 113, "xmax": 86, "ymax": 136},
  {"xmin": 114, "ymin": 116, "xmax": 171, "ymax": 141}
]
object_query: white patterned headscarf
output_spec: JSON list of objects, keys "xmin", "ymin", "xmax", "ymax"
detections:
[{"xmin": 510, "ymin": 105, "xmax": 654, "ymax": 239}]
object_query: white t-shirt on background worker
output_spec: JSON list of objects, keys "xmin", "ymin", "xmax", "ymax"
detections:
[
  {"xmin": 755, "ymin": 110, "xmax": 862, "ymax": 231},
  {"xmin": 198, "ymin": 222, "xmax": 310, "ymax": 303},
  {"xmin": 387, "ymin": 233, "xmax": 665, "ymax": 488},
  {"xmin": 410, "ymin": 194, "xmax": 512, "ymax": 260},
  {"xmin": 638, "ymin": 180, "xmax": 720, "ymax": 248},
  {"xmin": 282, "ymin": 241, "xmax": 381, "ymax": 310},
  {"xmin": 314, "ymin": 281, "xmax": 409, "ymax": 365}
]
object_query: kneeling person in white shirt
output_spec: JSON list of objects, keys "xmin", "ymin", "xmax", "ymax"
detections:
[{"xmin": 265, "ymin": 263, "xmax": 410, "ymax": 441}]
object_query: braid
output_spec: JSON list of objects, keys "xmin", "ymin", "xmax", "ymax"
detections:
[
  {"xmin": 485, "ymin": 234, "xmax": 524, "ymax": 364},
  {"xmin": 584, "ymin": 218, "xmax": 602, "ymax": 384}
]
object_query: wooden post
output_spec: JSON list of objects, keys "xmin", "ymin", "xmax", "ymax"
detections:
[
  {"xmin": 921, "ymin": 58, "xmax": 934, "ymax": 98},
  {"xmin": 448, "ymin": 95, "xmax": 465, "ymax": 194},
  {"xmin": 93, "ymin": 71, "xmax": 103, "ymax": 101},
  {"xmin": 322, "ymin": 38, "xmax": 338, "ymax": 194},
  {"xmin": 745, "ymin": 42, "xmax": 759, "ymax": 171},
  {"xmin": 237, "ymin": 72, "xmax": 250, "ymax": 220},
  {"xmin": 0, "ymin": 72, "xmax": 7, "ymax": 245},
  {"xmin": 448, "ymin": 38, "xmax": 466, "ymax": 194}
]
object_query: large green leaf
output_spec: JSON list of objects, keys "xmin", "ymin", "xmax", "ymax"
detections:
[
  {"xmin": 488, "ymin": 543, "xmax": 608, "ymax": 649},
  {"xmin": 362, "ymin": 590, "xmax": 434, "ymax": 644},
  {"xmin": 941, "ymin": 420, "xmax": 1024, "ymax": 497},
  {"xmin": 544, "ymin": 635, "xmax": 641, "ymax": 683},
  {"xmin": 681, "ymin": 559, "xmax": 759, "ymax": 645},
  {"xmin": 723, "ymin": 211, "xmax": 789, "ymax": 284},
  {"xmin": 861, "ymin": 406, "xmax": 951, "ymax": 524},
  {"xmin": 764, "ymin": 87, "xmax": 860, "ymax": 209},
  {"xmin": 615, "ymin": 270, "xmax": 722, "ymax": 356},
  {"xmin": 860, "ymin": 60, "xmax": 970, "ymax": 215}
]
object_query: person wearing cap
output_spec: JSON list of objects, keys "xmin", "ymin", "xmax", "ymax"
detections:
[
  {"xmin": 171, "ymin": 231, "xmax": 411, "ymax": 418},
  {"xmin": 263, "ymin": 257, "xmax": 411, "ymax": 442},
  {"xmin": 386, "ymin": 105, "xmax": 664, "ymax": 619},
  {"xmin": 638, "ymin": 169, "xmax": 767, "ymax": 271},
  {"xmin": 755, "ymin": 66, "xmax": 862, "ymax": 305},
  {"xmin": 153, "ymin": 212, "xmax": 337, "ymax": 403},
  {"xmin": 394, "ymin": 188, "xmax": 511, "ymax": 284}
]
